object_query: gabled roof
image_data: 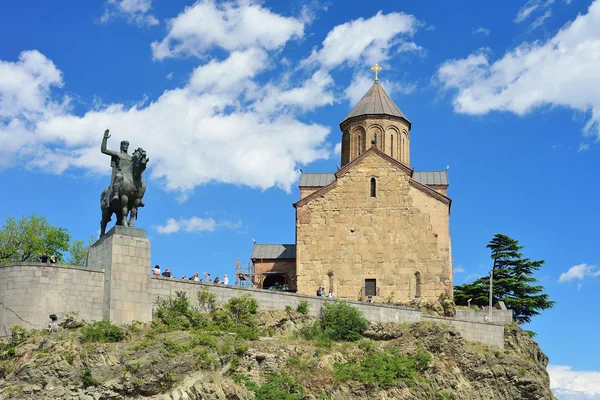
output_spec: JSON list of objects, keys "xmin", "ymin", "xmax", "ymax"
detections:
[
  {"xmin": 412, "ymin": 171, "xmax": 448, "ymax": 186},
  {"xmin": 295, "ymin": 147, "xmax": 451, "ymax": 208},
  {"xmin": 340, "ymin": 81, "xmax": 410, "ymax": 128},
  {"xmin": 251, "ymin": 244, "xmax": 296, "ymax": 260},
  {"xmin": 299, "ymin": 173, "xmax": 336, "ymax": 187}
]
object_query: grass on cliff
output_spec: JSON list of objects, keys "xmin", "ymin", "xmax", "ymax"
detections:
[
  {"xmin": 333, "ymin": 347, "xmax": 432, "ymax": 388},
  {"xmin": 152, "ymin": 289, "xmax": 260, "ymax": 340}
]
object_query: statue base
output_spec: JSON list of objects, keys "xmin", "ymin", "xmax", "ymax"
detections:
[{"xmin": 88, "ymin": 226, "xmax": 151, "ymax": 325}]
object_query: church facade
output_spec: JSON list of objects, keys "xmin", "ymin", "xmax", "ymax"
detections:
[{"xmin": 251, "ymin": 77, "xmax": 452, "ymax": 302}]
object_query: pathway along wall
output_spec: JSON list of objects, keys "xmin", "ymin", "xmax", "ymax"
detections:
[
  {"xmin": 0, "ymin": 263, "xmax": 104, "ymax": 336},
  {"xmin": 0, "ymin": 263, "xmax": 505, "ymax": 348},
  {"xmin": 148, "ymin": 277, "xmax": 505, "ymax": 348}
]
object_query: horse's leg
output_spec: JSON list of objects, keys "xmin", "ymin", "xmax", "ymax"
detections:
[
  {"xmin": 128, "ymin": 208, "xmax": 136, "ymax": 228},
  {"xmin": 120, "ymin": 195, "xmax": 129, "ymax": 227},
  {"xmin": 128, "ymin": 198, "xmax": 141, "ymax": 227}
]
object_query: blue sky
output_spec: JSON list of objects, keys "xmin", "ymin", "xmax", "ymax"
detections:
[{"xmin": 1, "ymin": 0, "xmax": 600, "ymax": 397}]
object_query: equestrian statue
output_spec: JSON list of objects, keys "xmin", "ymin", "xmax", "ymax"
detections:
[{"xmin": 100, "ymin": 129, "xmax": 149, "ymax": 237}]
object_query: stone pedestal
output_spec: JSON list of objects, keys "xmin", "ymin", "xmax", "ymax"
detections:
[{"xmin": 87, "ymin": 226, "xmax": 151, "ymax": 325}]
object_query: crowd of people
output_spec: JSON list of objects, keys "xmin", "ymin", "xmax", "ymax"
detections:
[
  {"xmin": 152, "ymin": 265, "xmax": 228, "ymax": 285},
  {"xmin": 38, "ymin": 253, "xmax": 57, "ymax": 264},
  {"xmin": 316, "ymin": 286, "xmax": 334, "ymax": 298}
]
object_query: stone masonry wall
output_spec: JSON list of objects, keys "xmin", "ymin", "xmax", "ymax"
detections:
[
  {"xmin": 148, "ymin": 278, "xmax": 422, "ymax": 324},
  {"xmin": 0, "ymin": 263, "xmax": 104, "ymax": 336},
  {"xmin": 148, "ymin": 278, "xmax": 504, "ymax": 347},
  {"xmin": 296, "ymin": 152, "xmax": 451, "ymax": 303},
  {"xmin": 422, "ymin": 315, "xmax": 505, "ymax": 348},
  {"xmin": 87, "ymin": 227, "xmax": 152, "ymax": 325},
  {"xmin": 455, "ymin": 309, "xmax": 514, "ymax": 324},
  {"xmin": 0, "ymin": 266, "xmax": 504, "ymax": 347}
]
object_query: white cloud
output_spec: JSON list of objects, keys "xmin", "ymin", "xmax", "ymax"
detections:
[
  {"xmin": 530, "ymin": 8, "xmax": 553, "ymax": 30},
  {"xmin": 333, "ymin": 142, "xmax": 341, "ymax": 155},
  {"xmin": 189, "ymin": 48, "xmax": 268, "ymax": 94},
  {"xmin": 100, "ymin": 0, "xmax": 159, "ymax": 26},
  {"xmin": 0, "ymin": 44, "xmax": 332, "ymax": 194},
  {"xmin": 515, "ymin": 0, "xmax": 554, "ymax": 24},
  {"xmin": 558, "ymin": 263, "xmax": 600, "ymax": 283},
  {"xmin": 166, "ymin": 72, "xmax": 174, "ymax": 80},
  {"xmin": 303, "ymin": 11, "xmax": 421, "ymax": 70},
  {"xmin": 155, "ymin": 216, "xmax": 242, "ymax": 234},
  {"xmin": 548, "ymin": 364, "xmax": 600, "ymax": 399},
  {"xmin": 251, "ymin": 69, "xmax": 335, "ymax": 115},
  {"xmin": 579, "ymin": 143, "xmax": 590, "ymax": 152},
  {"xmin": 454, "ymin": 265, "xmax": 466, "ymax": 273},
  {"xmin": 151, "ymin": 0, "xmax": 304, "ymax": 60},
  {"xmin": 0, "ymin": 50, "xmax": 64, "ymax": 119},
  {"xmin": 437, "ymin": 0, "xmax": 600, "ymax": 142},
  {"xmin": 472, "ymin": 27, "xmax": 490, "ymax": 36}
]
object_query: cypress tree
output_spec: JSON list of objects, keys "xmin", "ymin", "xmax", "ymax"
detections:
[{"xmin": 454, "ymin": 234, "xmax": 555, "ymax": 324}]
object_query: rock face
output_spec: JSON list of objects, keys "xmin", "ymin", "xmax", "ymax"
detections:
[{"xmin": 0, "ymin": 311, "xmax": 555, "ymax": 400}]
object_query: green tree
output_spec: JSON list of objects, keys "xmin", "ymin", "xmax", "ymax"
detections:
[
  {"xmin": 67, "ymin": 235, "xmax": 96, "ymax": 266},
  {"xmin": 0, "ymin": 214, "xmax": 71, "ymax": 263},
  {"xmin": 454, "ymin": 234, "xmax": 555, "ymax": 324}
]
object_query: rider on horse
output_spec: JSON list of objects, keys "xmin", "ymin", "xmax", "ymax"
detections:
[{"xmin": 101, "ymin": 129, "xmax": 132, "ymax": 207}]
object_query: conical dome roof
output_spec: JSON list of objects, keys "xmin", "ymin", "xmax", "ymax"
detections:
[{"xmin": 341, "ymin": 81, "xmax": 410, "ymax": 128}]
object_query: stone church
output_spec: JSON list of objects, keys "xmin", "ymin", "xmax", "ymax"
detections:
[{"xmin": 250, "ymin": 73, "xmax": 452, "ymax": 302}]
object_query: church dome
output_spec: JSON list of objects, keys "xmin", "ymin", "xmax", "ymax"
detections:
[{"xmin": 340, "ymin": 81, "xmax": 411, "ymax": 129}]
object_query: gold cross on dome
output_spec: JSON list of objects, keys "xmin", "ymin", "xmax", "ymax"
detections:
[{"xmin": 371, "ymin": 63, "xmax": 382, "ymax": 81}]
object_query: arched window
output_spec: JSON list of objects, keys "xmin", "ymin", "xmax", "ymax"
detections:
[
  {"xmin": 357, "ymin": 135, "xmax": 361, "ymax": 156},
  {"xmin": 401, "ymin": 137, "xmax": 405, "ymax": 162},
  {"xmin": 390, "ymin": 135, "xmax": 394, "ymax": 157},
  {"xmin": 370, "ymin": 178, "xmax": 376, "ymax": 197},
  {"xmin": 414, "ymin": 272, "xmax": 421, "ymax": 298}
]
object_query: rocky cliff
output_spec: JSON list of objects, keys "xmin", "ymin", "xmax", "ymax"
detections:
[{"xmin": 0, "ymin": 311, "xmax": 555, "ymax": 400}]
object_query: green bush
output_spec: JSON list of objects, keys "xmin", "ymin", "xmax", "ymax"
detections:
[
  {"xmin": 81, "ymin": 368, "xmax": 99, "ymax": 388},
  {"xmin": 225, "ymin": 294, "xmax": 259, "ymax": 325},
  {"xmin": 238, "ymin": 372, "xmax": 304, "ymax": 400},
  {"xmin": 81, "ymin": 321, "xmax": 124, "ymax": 343},
  {"xmin": 10, "ymin": 326, "xmax": 30, "ymax": 344},
  {"xmin": 320, "ymin": 301, "xmax": 368, "ymax": 341},
  {"xmin": 334, "ymin": 347, "xmax": 431, "ymax": 388},
  {"xmin": 198, "ymin": 287, "xmax": 217, "ymax": 312},
  {"xmin": 153, "ymin": 291, "xmax": 202, "ymax": 330},
  {"xmin": 296, "ymin": 301, "xmax": 310, "ymax": 315}
]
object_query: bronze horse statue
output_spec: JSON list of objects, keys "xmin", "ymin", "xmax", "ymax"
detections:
[{"xmin": 100, "ymin": 148, "xmax": 149, "ymax": 236}]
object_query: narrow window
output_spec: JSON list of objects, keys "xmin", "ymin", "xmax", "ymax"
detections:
[
  {"xmin": 401, "ymin": 137, "xmax": 405, "ymax": 161},
  {"xmin": 365, "ymin": 279, "xmax": 377, "ymax": 296},
  {"xmin": 390, "ymin": 135, "xmax": 394, "ymax": 157},
  {"xmin": 357, "ymin": 135, "xmax": 361, "ymax": 156},
  {"xmin": 414, "ymin": 272, "xmax": 421, "ymax": 298},
  {"xmin": 370, "ymin": 177, "xmax": 376, "ymax": 197}
]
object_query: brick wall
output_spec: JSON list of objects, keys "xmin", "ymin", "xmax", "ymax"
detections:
[{"xmin": 0, "ymin": 263, "xmax": 104, "ymax": 336}]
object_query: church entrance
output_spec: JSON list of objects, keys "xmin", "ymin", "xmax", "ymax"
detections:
[{"xmin": 262, "ymin": 273, "xmax": 286, "ymax": 290}]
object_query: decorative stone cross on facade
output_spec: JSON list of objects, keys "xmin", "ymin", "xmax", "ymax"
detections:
[{"xmin": 371, "ymin": 63, "xmax": 382, "ymax": 81}]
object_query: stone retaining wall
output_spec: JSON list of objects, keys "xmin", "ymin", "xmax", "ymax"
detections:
[
  {"xmin": 422, "ymin": 315, "xmax": 505, "ymax": 348},
  {"xmin": 0, "ymin": 263, "xmax": 505, "ymax": 348},
  {"xmin": 455, "ymin": 309, "xmax": 513, "ymax": 324},
  {"xmin": 0, "ymin": 263, "xmax": 104, "ymax": 336},
  {"xmin": 148, "ymin": 278, "xmax": 422, "ymax": 324}
]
